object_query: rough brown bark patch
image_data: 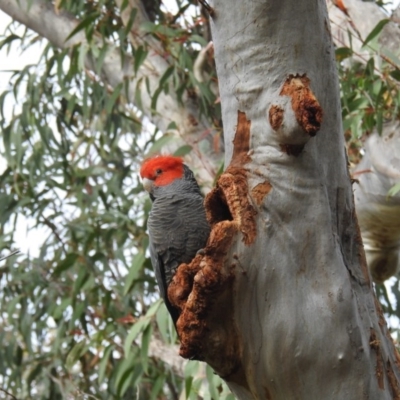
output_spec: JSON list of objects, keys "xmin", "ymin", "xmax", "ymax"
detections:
[
  {"xmin": 168, "ymin": 111, "xmax": 256, "ymax": 389},
  {"xmin": 280, "ymin": 74, "xmax": 323, "ymax": 136},
  {"xmin": 214, "ymin": 110, "xmax": 257, "ymax": 245},
  {"xmin": 188, "ymin": 110, "xmax": 254, "ymax": 382},
  {"xmin": 173, "ymin": 167, "xmax": 256, "ymax": 362},
  {"xmin": 372, "ymin": 292, "xmax": 400, "ymax": 389},
  {"xmin": 169, "ymin": 221, "xmax": 243, "ymax": 379},
  {"xmin": 231, "ymin": 110, "xmax": 251, "ymax": 166},
  {"xmin": 373, "ymin": 295, "xmax": 387, "ymax": 331},
  {"xmin": 217, "ymin": 170, "xmax": 257, "ymax": 245},
  {"xmin": 168, "ymin": 254, "xmax": 203, "ymax": 312},
  {"xmin": 370, "ymin": 328, "xmax": 384, "ymax": 390},
  {"xmin": 251, "ymin": 181, "xmax": 272, "ymax": 206},
  {"xmin": 387, "ymin": 360, "xmax": 400, "ymax": 399},
  {"xmin": 269, "ymin": 104, "xmax": 284, "ymax": 131}
]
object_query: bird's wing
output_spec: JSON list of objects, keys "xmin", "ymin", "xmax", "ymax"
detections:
[
  {"xmin": 149, "ymin": 237, "xmax": 168, "ymax": 301},
  {"xmin": 148, "ymin": 195, "xmax": 191, "ymax": 324},
  {"xmin": 149, "ymin": 237, "xmax": 180, "ymax": 324},
  {"xmin": 148, "ymin": 195, "xmax": 189, "ymax": 263},
  {"xmin": 148, "ymin": 193, "xmax": 209, "ymax": 323}
]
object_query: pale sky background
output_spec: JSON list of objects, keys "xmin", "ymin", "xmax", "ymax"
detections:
[{"xmin": 0, "ymin": 11, "xmax": 48, "ymax": 257}]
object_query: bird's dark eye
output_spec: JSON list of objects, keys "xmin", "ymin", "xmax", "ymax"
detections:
[{"xmin": 155, "ymin": 168, "xmax": 162, "ymax": 175}]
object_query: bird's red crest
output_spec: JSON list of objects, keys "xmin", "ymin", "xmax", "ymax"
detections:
[{"xmin": 140, "ymin": 155, "xmax": 184, "ymax": 186}]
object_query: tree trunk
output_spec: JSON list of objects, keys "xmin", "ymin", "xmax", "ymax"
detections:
[{"xmin": 171, "ymin": 0, "xmax": 400, "ymax": 398}]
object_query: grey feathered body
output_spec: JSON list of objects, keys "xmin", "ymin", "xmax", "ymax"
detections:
[{"xmin": 148, "ymin": 165, "xmax": 210, "ymax": 323}]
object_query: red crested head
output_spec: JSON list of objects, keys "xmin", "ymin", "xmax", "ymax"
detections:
[{"xmin": 140, "ymin": 155, "xmax": 184, "ymax": 188}]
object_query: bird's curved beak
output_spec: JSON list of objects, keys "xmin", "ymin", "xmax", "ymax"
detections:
[{"xmin": 142, "ymin": 177, "xmax": 154, "ymax": 193}]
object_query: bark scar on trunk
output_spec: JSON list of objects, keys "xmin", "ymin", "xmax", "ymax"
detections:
[
  {"xmin": 269, "ymin": 104, "xmax": 284, "ymax": 131},
  {"xmin": 387, "ymin": 359, "xmax": 400, "ymax": 399},
  {"xmin": 212, "ymin": 111, "xmax": 257, "ymax": 245},
  {"xmin": 280, "ymin": 74, "xmax": 323, "ymax": 137},
  {"xmin": 370, "ymin": 328, "xmax": 384, "ymax": 390},
  {"xmin": 370, "ymin": 295, "xmax": 400, "ymax": 397},
  {"xmin": 167, "ymin": 111, "xmax": 256, "ymax": 388},
  {"xmin": 251, "ymin": 181, "xmax": 272, "ymax": 206}
]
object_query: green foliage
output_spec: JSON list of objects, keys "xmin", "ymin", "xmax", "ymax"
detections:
[
  {"xmin": 388, "ymin": 182, "xmax": 400, "ymax": 197},
  {"xmin": 338, "ymin": 55, "xmax": 399, "ymax": 143},
  {"xmin": 336, "ymin": 14, "xmax": 400, "ymax": 164},
  {"xmin": 0, "ymin": 0, "xmax": 225, "ymax": 398},
  {"xmin": 362, "ymin": 19, "xmax": 390, "ymax": 47}
]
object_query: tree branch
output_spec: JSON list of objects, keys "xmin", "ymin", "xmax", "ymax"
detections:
[
  {"xmin": 0, "ymin": 249, "xmax": 20, "ymax": 262},
  {"xmin": 0, "ymin": 0, "xmax": 222, "ymax": 182},
  {"xmin": 0, "ymin": 0, "xmax": 171, "ymax": 130},
  {"xmin": 146, "ymin": 336, "xmax": 185, "ymax": 377},
  {"xmin": 114, "ymin": 0, "xmax": 222, "ymax": 183},
  {"xmin": 1, "ymin": 1, "xmax": 211, "ymax": 150},
  {"xmin": 0, "ymin": 387, "xmax": 17, "ymax": 400}
]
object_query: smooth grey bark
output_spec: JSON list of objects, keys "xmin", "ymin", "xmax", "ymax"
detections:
[
  {"xmin": 207, "ymin": 0, "xmax": 400, "ymax": 398},
  {"xmin": 353, "ymin": 122, "xmax": 400, "ymax": 283}
]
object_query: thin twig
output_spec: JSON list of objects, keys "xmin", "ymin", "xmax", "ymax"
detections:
[
  {"xmin": 0, "ymin": 387, "xmax": 18, "ymax": 400},
  {"xmin": 0, "ymin": 250, "xmax": 20, "ymax": 262},
  {"xmin": 331, "ymin": 19, "xmax": 400, "ymax": 80},
  {"xmin": 41, "ymin": 216, "xmax": 67, "ymax": 254}
]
